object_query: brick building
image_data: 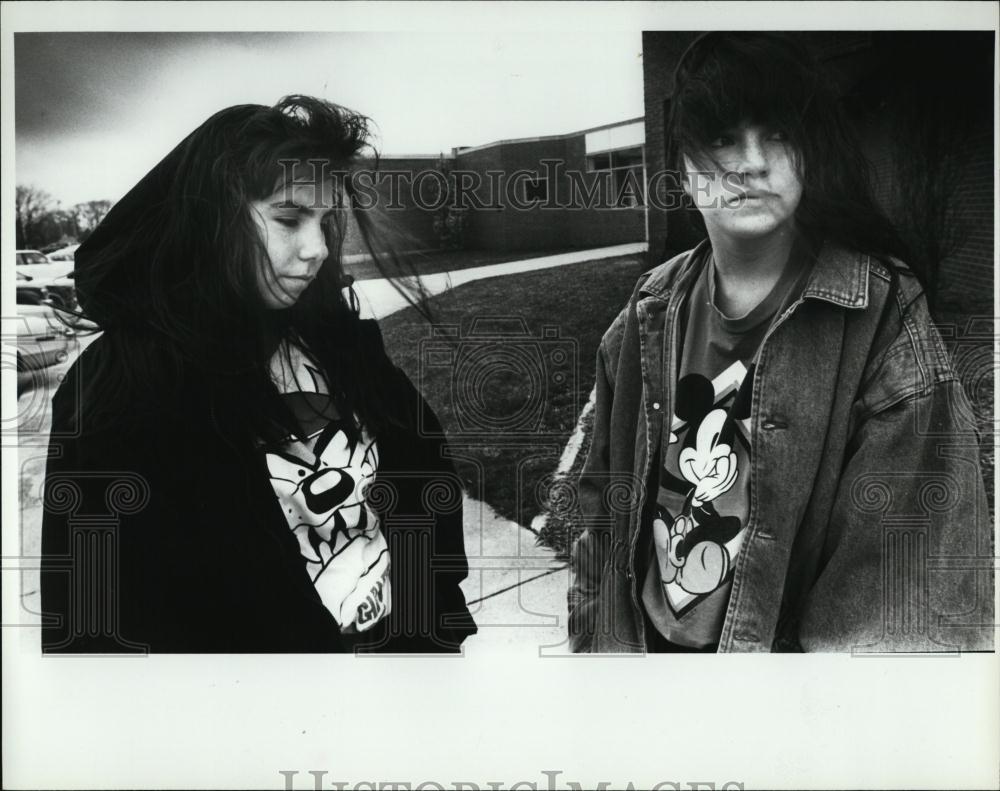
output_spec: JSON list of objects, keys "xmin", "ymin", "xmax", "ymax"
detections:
[
  {"xmin": 449, "ymin": 119, "xmax": 647, "ymax": 252},
  {"xmin": 343, "ymin": 119, "xmax": 649, "ymax": 256},
  {"xmin": 641, "ymin": 31, "xmax": 995, "ymax": 310}
]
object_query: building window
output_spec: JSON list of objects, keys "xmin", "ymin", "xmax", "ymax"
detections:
[
  {"xmin": 586, "ymin": 146, "xmax": 644, "ymax": 207},
  {"xmin": 588, "ymin": 153, "xmax": 611, "ymax": 171},
  {"xmin": 522, "ymin": 176, "xmax": 548, "ymax": 204}
]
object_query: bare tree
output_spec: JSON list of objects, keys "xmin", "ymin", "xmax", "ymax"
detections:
[
  {"xmin": 74, "ymin": 199, "xmax": 113, "ymax": 233},
  {"xmin": 15, "ymin": 184, "xmax": 53, "ymax": 249},
  {"xmin": 36, "ymin": 208, "xmax": 82, "ymax": 249}
]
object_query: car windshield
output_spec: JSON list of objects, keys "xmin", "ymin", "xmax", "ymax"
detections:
[{"xmin": 17, "ymin": 253, "xmax": 49, "ymax": 265}]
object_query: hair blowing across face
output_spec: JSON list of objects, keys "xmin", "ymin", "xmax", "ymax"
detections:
[
  {"xmin": 74, "ymin": 96, "xmax": 409, "ymax": 440},
  {"xmin": 664, "ymin": 32, "xmax": 910, "ymax": 265}
]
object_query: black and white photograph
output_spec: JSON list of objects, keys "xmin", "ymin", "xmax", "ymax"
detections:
[{"xmin": 3, "ymin": 2, "xmax": 998, "ymax": 789}]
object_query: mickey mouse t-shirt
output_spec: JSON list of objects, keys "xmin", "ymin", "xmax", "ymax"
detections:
[
  {"xmin": 261, "ymin": 339, "xmax": 391, "ymax": 635},
  {"xmin": 641, "ymin": 250, "xmax": 807, "ymax": 649}
]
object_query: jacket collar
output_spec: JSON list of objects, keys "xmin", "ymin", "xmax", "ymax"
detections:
[
  {"xmin": 639, "ymin": 238, "xmax": 871, "ymax": 310},
  {"xmin": 798, "ymin": 243, "xmax": 871, "ymax": 309}
]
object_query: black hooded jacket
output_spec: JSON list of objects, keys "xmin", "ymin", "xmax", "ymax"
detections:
[
  {"xmin": 40, "ymin": 327, "xmax": 477, "ymax": 653},
  {"xmin": 39, "ymin": 106, "xmax": 476, "ymax": 653}
]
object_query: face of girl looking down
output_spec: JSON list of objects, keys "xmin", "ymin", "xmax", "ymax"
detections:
[{"xmin": 250, "ymin": 175, "xmax": 338, "ymax": 310}]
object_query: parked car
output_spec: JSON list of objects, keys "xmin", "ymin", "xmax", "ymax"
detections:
[
  {"xmin": 17, "ymin": 267, "xmax": 79, "ymax": 316},
  {"xmin": 16, "ymin": 271, "xmax": 50, "ymax": 305},
  {"xmin": 47, "ymin": 243, "xmax": 81, "ymax": 263},
  {"xmin": 16, "ymin": 249, "xmax": 78, "ymax": 312},
  {"xmin": 16, "ymin": 303, "xmax": 76, "ymax": 372},
  {"xmin": 41, "ymin": 271, "xmax": 77, "ymax": 313},
  {"xmin": 15, "ymin": 248, "xmax": 75, "ymax": 281},
  {"xmin": 16, "ymin": 249, "xmax": 51, "ymax": 266}
]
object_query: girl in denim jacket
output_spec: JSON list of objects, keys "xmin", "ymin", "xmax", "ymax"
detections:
[{"xmin": 568, "ymin": 33, "xmax": 992, "ymax": 653}]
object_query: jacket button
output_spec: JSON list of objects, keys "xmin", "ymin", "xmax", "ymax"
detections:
[{"xmin": 652, "ymin": 402, "xmax": 661, "ymax": 410}]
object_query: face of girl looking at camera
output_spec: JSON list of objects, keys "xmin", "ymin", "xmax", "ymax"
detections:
[
  {"xmin": 249, "ymin": 175, "xmax": 338, "ymax": 310},
  {"xmin": 683, "ymin": 122, "xmax": 804, "ymax": 243}
]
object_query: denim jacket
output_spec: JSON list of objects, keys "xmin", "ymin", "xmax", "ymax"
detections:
[{"xmin": 568, "ymin": 241, "xmax": 993, "ymax": 653}]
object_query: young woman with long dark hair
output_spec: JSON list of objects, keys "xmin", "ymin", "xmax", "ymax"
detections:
[
  {"xmin": 568, "ymin": 33, "xmax": 991, "ymax": 653},
  {"xmin": 40, "ymin": 96, "xmax": 476, "ymax": 653}
]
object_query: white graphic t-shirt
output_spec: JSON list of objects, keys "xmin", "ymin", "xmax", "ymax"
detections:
[{"xmin": 262, "ymin": 340, "xmax": 391, "ymax": 634}]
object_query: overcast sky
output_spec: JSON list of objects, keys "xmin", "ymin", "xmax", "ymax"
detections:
[{"xmin": 15, "ymin": 31, "xmax": 644, "ymax": 206}]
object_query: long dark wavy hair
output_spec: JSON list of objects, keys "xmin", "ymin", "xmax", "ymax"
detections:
[
  {"xmin": 664, "ymin": 32, "xmax": 911, "ymax": 266},
  {"xmin": 75, "ymin": 95, "xmax": 423, "ymax": 442}
]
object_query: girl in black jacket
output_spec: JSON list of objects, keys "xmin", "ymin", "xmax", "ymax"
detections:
[{"xmin": 40, "ymin": 96, "xmax": 476, "ymax": 653}]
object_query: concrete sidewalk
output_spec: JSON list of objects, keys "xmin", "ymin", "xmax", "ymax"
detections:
[
  {"xmin": 459, "ymin": 495, "xmax": 571, "ymax": 655},
  {"xmin": 354, "ymin": 241, "xmax": 648, "ymax": 320}
]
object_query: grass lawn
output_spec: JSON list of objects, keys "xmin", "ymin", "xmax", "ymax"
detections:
[
  {"xmin": 346, "ymin": 247, "xmax": 579, "ymax": 281},
  {"xmin": 379, "ymin": 254, "xmax": 644, "ymax": 540}
]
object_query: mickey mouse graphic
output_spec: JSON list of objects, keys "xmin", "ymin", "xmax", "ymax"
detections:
[{"xmin": 655, "ymin": 368, "xmax": 754, "ymax": 598}]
